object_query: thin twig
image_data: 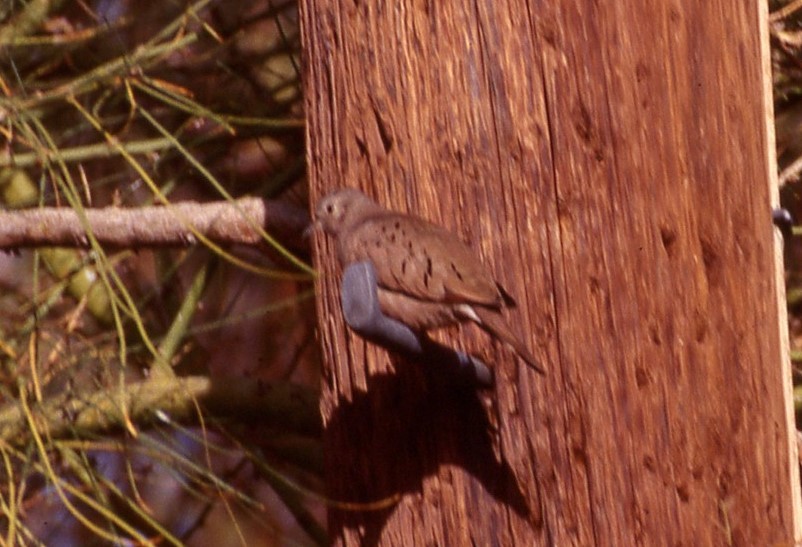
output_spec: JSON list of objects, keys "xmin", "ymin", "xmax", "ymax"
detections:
[
  {"xmin": 770, "ymin": 0, "xmax": 802, "ymax": 23},
  {"xmin": 0, "ymin": 137, "xmax": 175, "ymax": 168},
  {"xmin": 779, "ymin": 153, "xmax": 802, "ymax": 186}
]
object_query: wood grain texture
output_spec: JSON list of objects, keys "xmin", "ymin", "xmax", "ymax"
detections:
[{"xmin": 301, "ymin": 0, "xmax": 801, "ymax": 544}]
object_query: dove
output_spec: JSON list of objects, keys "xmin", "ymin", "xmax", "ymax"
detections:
[{"xmin": 315, "ymin": 188, "xmax": 545, "ymax": 375}]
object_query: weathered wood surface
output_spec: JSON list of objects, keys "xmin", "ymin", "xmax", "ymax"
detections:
[{"xmin": 301, "ymin": 0, "xmax": 800, "ymax": 544}]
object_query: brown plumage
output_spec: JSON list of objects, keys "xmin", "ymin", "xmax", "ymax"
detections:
[{"xmin": 315, "ymin": 188, "xmax": 545, "ymax": 374}]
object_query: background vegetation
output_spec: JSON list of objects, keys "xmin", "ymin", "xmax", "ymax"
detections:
[
  {"xmin": 0, "ymin": 1, "xmax": 323, "ymax": 545},
  {"xmin": 772, "ymin": 1, "xmax": 802, "ymax": 428}
]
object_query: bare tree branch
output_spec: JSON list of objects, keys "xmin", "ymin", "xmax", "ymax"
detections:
[
  {"xmin": 0, "ymin": 197, "xmax": 310, "ymax": 250},
  {"xmin": 1, "ymin": 375, "xmax": 321, "ymax": 447}
]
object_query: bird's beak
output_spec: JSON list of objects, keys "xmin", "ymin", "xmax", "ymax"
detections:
[{"xmin": 302, "ymin": 219, "xmax": 321, "ymax": 240}]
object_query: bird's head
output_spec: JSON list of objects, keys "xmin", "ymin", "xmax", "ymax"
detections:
[{"xmin": 314, "ymin": 188, "xmax": 379, "ymax": 235}]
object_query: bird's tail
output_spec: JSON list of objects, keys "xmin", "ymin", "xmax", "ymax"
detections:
[{"xmin": 471, "ymin": 307, "xmax": 546, "ymax": 375}]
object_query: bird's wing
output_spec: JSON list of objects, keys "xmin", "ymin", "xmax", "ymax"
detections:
[{"xmin": 339, "ymin": 213, "xmax": 503, "ymax": 308}]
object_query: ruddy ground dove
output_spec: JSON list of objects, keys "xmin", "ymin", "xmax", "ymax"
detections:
[{"xmin": 315, "ymin": 188, "xmax": 545, "ymax": 375}]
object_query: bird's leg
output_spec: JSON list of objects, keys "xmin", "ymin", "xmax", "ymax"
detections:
[{"xmin": 340, "ymin": 261, "xmax": 493, "ymax": 387}]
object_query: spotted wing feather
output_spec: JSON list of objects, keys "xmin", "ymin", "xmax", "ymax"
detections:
[{"xmin": 338, "ymin": 212, "xmax": 504, "ymax": 308}]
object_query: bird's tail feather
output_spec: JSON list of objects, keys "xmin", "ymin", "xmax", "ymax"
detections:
[{"xmin": 472, "ymin": 307, "xmax": 546, "ymax": 375}]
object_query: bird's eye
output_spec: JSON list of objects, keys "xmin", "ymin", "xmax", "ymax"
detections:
[{"xmin": 326, "ymin": 204, "xmax": 334, "ymax": 214}]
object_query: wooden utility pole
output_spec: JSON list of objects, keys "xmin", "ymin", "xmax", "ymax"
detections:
[{"xmin": 301, "ymin": 1, "xmax": 801, "ymax": 544}]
